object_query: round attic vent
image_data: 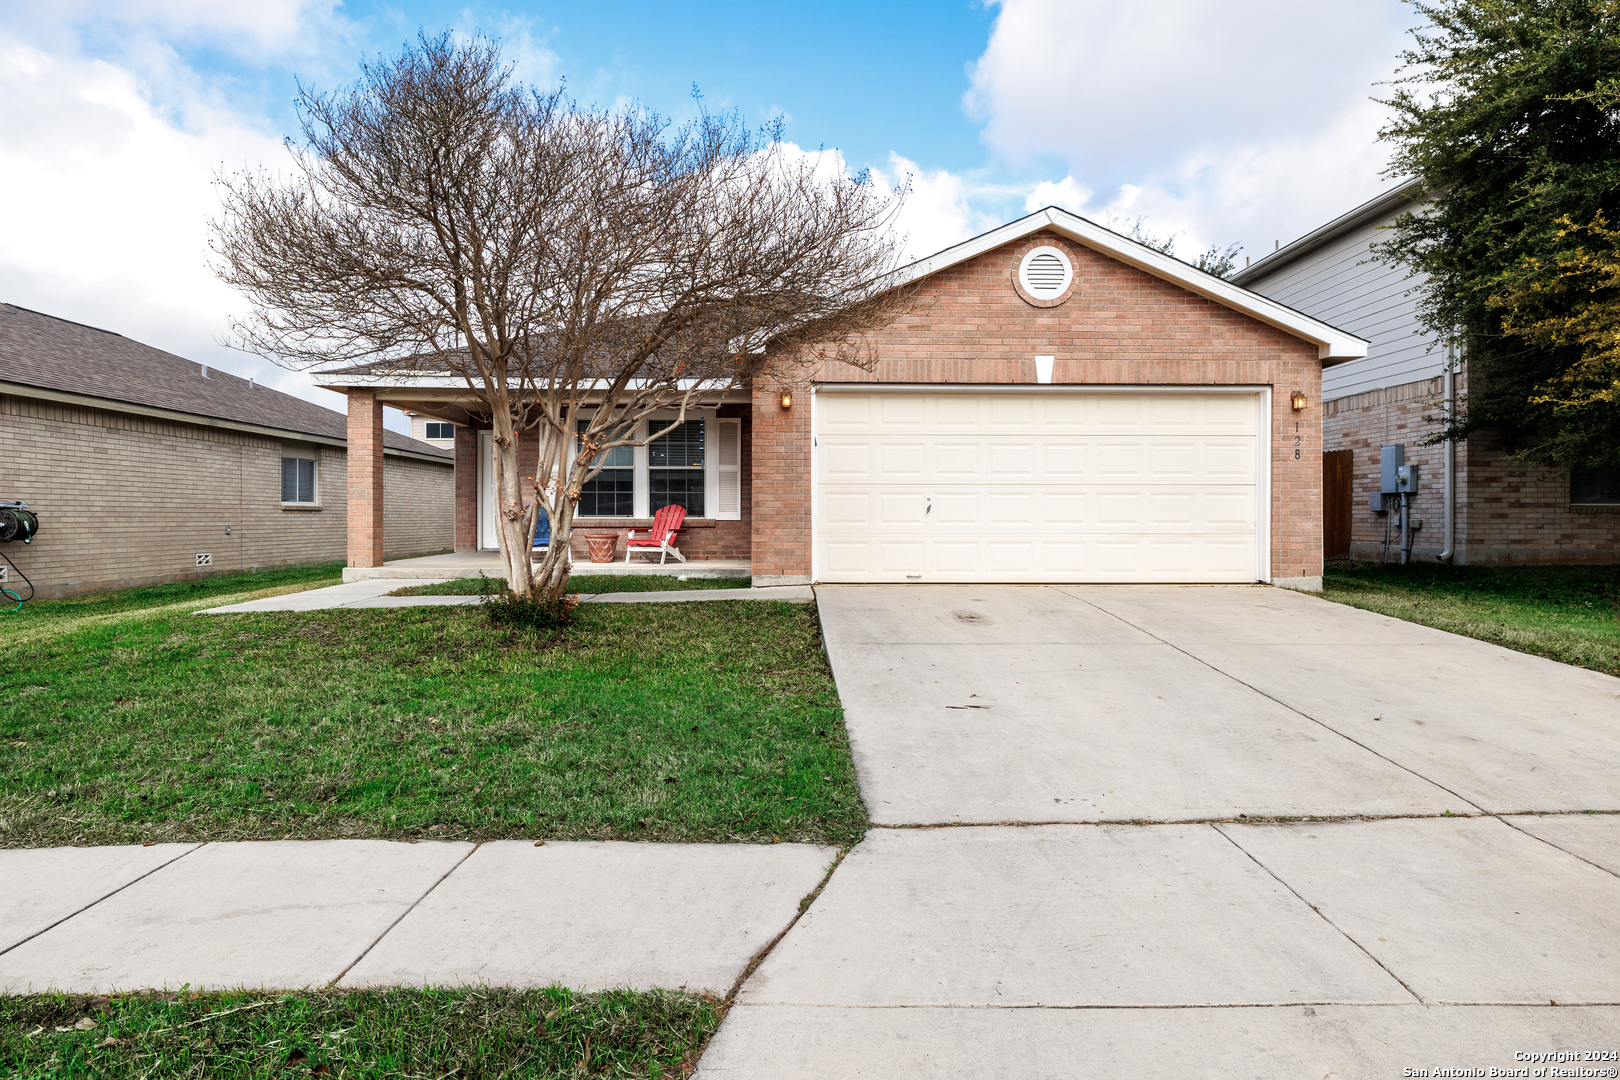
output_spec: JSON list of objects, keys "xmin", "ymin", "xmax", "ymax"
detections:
[{"xmin": 1017, "ymin": 245, "xmax": 1074, "ymax": 300}]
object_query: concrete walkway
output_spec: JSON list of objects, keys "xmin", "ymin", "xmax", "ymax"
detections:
[
  {"xmin": 698, "ymin": 585, "xmax": 1620, "ymax": 1077},
  {"xmin": 0, "ymin": 840, "xmax": 834, "ymax": 994},
  {"xmin": 196, "ymin": 579, "xmax": 812, "ymax": 613}
]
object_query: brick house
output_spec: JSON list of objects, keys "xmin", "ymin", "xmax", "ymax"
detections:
[
  {"xmin": 1233, "ymin": 189, "xmax": 1620, "ymax": 564},
  {"xmin": 0, "ymin": 303, "xmax": 454, "ymax": 597},
  {"xmin": 321, "ymin": 208, "xmax": 1366, "ymax": 590}
]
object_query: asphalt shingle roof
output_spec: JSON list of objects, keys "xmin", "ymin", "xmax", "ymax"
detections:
[{"xmin": 0, "ymin": 303, "xmax": 449, "ymax": 458}]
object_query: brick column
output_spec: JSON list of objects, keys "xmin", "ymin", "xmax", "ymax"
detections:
[
  {"xmin": 346, "ymin": 389, "xmax": 385, "ymax": 567},
  {"xmin": 750, "ymin": 377, "xmax": 812, "ymax": 584},
  {"xmin": 454, "ymin": 424, "xmax": 478, "ymax": 551}
]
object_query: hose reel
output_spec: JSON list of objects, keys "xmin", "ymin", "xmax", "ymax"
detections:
[
  {"xmin": 0, "ymin": 501, "xmax": 37, "ymax": 610},
  {"xmin": 0, "ymin": 501, "xmax": 38, "ymax": 544}
]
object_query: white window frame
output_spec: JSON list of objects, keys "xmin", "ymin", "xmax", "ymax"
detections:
[
  {"xmin": 424, "ymin": 421, "xmax": 455, "ymax": 440},
  {"xmin": 280, "ymin": 452, "xmax": 319, "ymax": 506},
  {"xmin": 569, "ymin": 408, "xmax": 740, "ymax": 521}
]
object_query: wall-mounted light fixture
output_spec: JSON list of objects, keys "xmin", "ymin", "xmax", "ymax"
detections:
[
  {"xmin": 779, "ymin": 389, "xmax": 793, "ymax": 410},
  {"xmin": 1291, "ymin": 391, "xmax": 1308, "ymax": 411}
]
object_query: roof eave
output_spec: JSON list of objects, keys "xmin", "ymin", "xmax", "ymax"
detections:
[{"xmin": 1231, "ymin": 182, "xmax": 1427, "ymax": 286}]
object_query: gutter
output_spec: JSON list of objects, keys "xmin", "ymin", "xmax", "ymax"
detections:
[
  {"xmin": 0, "ymin": 380, "xmax": 453, "ymax": 466},
  {"xmin": 1437, "ymin": 351, "xmax": 1457, "ymax": 562}
]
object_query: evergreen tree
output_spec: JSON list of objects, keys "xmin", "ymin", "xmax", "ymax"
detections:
[{"xmin": 1375, "ymin": 0, "xmax": 1620, "ymax": 468}]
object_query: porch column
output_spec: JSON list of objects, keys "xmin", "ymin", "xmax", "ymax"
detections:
[
  {"xmin": 454, "ymin": 424, "xmax": 478, "ymax": 551},
  {"xmin": 346, "ymin": 389, "xmax": 385, "ymax": 567}
]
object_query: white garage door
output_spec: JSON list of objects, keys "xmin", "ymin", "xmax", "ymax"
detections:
[{"xmin": 814, "ymin": 389, "xmax": 1266, "ymax": 584}]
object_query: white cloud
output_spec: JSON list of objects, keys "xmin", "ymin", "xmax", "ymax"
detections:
[
  {"xmin": 23, "ymin": 0, "xmax": 344, "ymax": 56},
  {"xmin": 1024, "ymin": 176, "xmax": 1091, "ymax": 215},
  {"xmin": 0, "ymin": 35, "xmax": 365, "ymax": 420},
  {"xmin": 963, "ymin": 0, "xmax": 1414, "ymax": 261}
]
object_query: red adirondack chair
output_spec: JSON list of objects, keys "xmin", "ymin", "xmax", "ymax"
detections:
[{"xmin": 625, "ymin": 504, "xmax": 688, "ymax": 564}]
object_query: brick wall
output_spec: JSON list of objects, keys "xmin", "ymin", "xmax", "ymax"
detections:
[
  {"xmin": 1324, "ymin": 373, "xmax": 1620, "ymax": 564},
  {"xmin": 753, "ymin": 229, "xmax": 1326, "ymax": 584},
  {"xmin": 1323, "ymin": 376, "xmax": 1452, "ymax": 561},
  {"xmin": 382, "ymin": 454, "xmax": 456, "ymax": 558},
  {"xmin": 0, "ymin": 392, "xmax": 452, "ymax": 597}
]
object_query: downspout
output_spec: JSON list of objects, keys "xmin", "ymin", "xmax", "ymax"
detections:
[{"xmin": 1437, "ymin": 345, "xmax": 1456, "ymax": 562}]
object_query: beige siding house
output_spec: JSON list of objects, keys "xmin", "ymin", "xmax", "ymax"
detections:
[
  {"xmin": 1234, "ymin": 189, "xmax": 1620, "ymax": 565},
  {"xmin": 0, "ymin": 303, "xmax": 453, "ymax": 598}
]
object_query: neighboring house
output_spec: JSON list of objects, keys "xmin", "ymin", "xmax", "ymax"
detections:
[
  {"xmin": 0, "ymin": 303, "xmax": 454, "ymax": 597},
  {"xmin": 406, "ymin": 411, "xmax": 458, "ymax": 450},
  {"xmin": 319, "ymin": 208, "xmax": 1366, "ymax": 591},
  {"xmin": 1233, "ymin": 187, "xmax": 1620, "ymax": 564}
]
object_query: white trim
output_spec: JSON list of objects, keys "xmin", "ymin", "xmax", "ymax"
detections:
[
  {"xmin": 809, "ymin": 386, "xmax": 820, "ymax": 585},
  {"xmin": 886, "ymin": 207, "xmax": 1369, "ymax": 363},
  {"xmin": 1258, "ymin": 387, "xmax": 1273, "ymax": 583},
  {"xmin": 477, "ymin": 430, "xmax": 495, "ymax": 550},
  {"xmin": 815, "ymin": 382, "xmax": 1269, "ymax": 395}
]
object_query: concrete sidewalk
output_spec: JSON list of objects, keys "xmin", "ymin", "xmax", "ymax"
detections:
[
  {"xmin": 0, "ymin": 840, "xmax": 834, "ymax": 994},
  {"xmin": 197, "ymin": 580, "xmax": 812, "ymax": 613}
]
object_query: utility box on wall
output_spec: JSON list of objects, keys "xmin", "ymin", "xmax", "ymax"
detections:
[{"xmin": 1380, "ymin": 444, "xmax": 1405, "ymax": 494}]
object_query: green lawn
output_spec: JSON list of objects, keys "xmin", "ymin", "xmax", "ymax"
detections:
[
  {"xmin": 0, "ymin": 593, "xmax": 864, "ymax": 849},
  {"xmin": 0, "ymin": 565, "xmax": 345, "ymax": 651},
  {"xmin": 1323, "ymin": 561, "xmax": 1620, "ymax": 676},
  {"xmin": 391, "ymin": 574, "xmax": 751, "ymax": 596},
  {"xmin": 0, "ymin": 986, "xmax": 717, "ymax": 1079}
]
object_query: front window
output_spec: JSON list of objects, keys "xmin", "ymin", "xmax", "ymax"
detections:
[
  {"xmin": 281, "ymin": 456, "xmax": 316, "ymax": 504},
  {"xmin": 650, "ymin": 419, "xmax": 705, "ymax": 517},
  {"xmin": 1572, "ymin": 465, "xmax": 1620, "ymax": 505},
  {"xmin": 577, "ymin": 418, "xmax": 635, "ymax": 517},
  {"xmin": 425, "ymin": 421, "xmax": 454, "ymax": 440}
]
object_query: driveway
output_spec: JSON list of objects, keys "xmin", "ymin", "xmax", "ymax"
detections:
[{"xmin": 699, "ymin": 585, "xmax": 1620, "ymax": 1077}]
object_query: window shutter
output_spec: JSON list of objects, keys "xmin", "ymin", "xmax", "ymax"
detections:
[{"xmin": 716, "ymin": 418, "xmax": 741, "ymax": 519}]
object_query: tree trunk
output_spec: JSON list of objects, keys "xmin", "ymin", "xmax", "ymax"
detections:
[{"xmin": 491, "ymin": 421, "xmax": 538, "ymax": 599}]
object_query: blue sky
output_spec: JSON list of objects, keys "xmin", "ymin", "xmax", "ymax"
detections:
[{"xmin": 0, "ymin": 0, "xmax": 1417, "ymax": 428}]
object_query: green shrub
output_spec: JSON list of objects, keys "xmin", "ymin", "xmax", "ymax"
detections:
[{"xmin": 477, "ymin": 575, "xmax": 580, "ymax": 632}]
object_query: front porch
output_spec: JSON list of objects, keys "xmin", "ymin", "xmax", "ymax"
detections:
[{"xmin": 343, "ymin": 549, "xmax": 753, "ymax": 582}]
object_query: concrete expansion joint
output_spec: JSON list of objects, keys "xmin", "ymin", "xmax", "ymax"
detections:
[
  {"xmin": 729, "ymin": 1000, "xmax": 1445, "ymax": 1011},
  {"xmin": 325, "ymin": 840, "xmax": 483, "ymax": 989},
  {"xmin": 691, "ymin": 848, "xmax": 852, "ymax": 1067},
  {"xmin": 1062, "ymin": 591, "xmax": 1495, "ymax": 818},
  {"xmin": 0, "ymin": 842, "xmax": 207, "ymax": 960},
  {"xmin": 866, "ymin": 810, "xmax": 1617, "ymax": 830},
  {"xmin": 1212, "ymin": 823, "xmax": 1425, "ymax": 1004}
]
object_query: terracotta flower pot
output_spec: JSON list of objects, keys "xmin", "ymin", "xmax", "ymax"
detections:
[{"xmin": 585, "ymin": 533, "xmax": 618, "ymax": 563}]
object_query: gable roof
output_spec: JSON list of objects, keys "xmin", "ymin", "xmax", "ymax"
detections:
[
  {"xmin": 895, "ymin": 207, "xmax": 1369, "ymax": 363},
  {"xmin": 1230, "ymin": 183, "xmax": 1426, "ymax": 287},
  {"xmin": 0, "ymin": 303, "xmax": 450, "ymax": 459}
]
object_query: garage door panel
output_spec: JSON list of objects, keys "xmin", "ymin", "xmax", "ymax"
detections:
[
  {"xmin": 877, "ymin": 541, "xmax": 925, "ymax": 572},
  {"xmin": 934, "ymin": 441, "xmax": 981, "ymax": 476},
  {"xmin": 822, "ymin": 490, "xmax": 876, "ymax": 526},
  {"xmin": 989, "ymin": 443, "xmax": 1037, "ymax": 478},
  {"xmin": 879, "ymin": 494, "xmax": 927, "ymax": 526},
  {"xmin": 821, "ymin": 442, "xmax": 872, "ymax": 478},
  {"xmin": 876, "ymin": 442, "xmax": 926, "ymax": 477},
  {"xmin": 932, "ymin": 492, "xmax": 981, "ymax": 525},
  {"xmin": 815, "ymin": 391, "xmax": 1263, "ymax": 583}
]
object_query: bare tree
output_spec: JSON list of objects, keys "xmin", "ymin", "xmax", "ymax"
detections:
[{"xmin": 213, "ymin": 33, "xmax": 907, "ymax": 600}]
